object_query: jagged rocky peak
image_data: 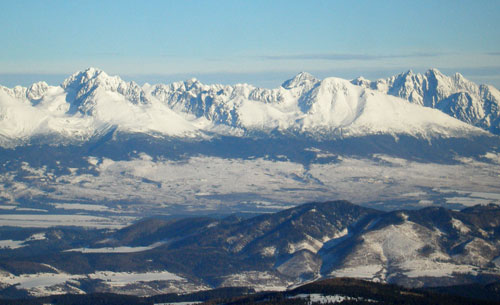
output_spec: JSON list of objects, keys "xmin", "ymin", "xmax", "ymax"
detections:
[
  {"xmin": 153, "ymin": 77, "xmax": 208, "ymax": 96},
  {"xmin": 453, "ymin": 72, "xmax": 466, "ymax": 81},
  {"xmin": 385, "ymin": 70, "xmax": 425, "ymax": 104},
  {"xmin": 425, "ymin": 69, "xmax": 480, "ymax": 103},
  {"xmin": 348, "ymin": 68, "xmax": 500, "ymax": 134},
  {"xmin": 388, "ymin": 70, "xmax": 424, "ymax": 86},
  {"xmin": 452, "ymin": 72, "xmax": 480, "ymax": 94},
  {"xmin": 426, "ymin": 67, "xmax": 443, "ymax": 76},
  {"xmin": 424, "ymin": 68, "xmax": 451, "ymax": 84},
  {"xmin": 61, "ymin": 68, "xmax": 145, "ymax": 104},
  {"xmin": 281, "ymin": 72, "xmax": 320, "ymax": 89},
  {"xmin": 0, "ymin": 85, "xmax": 27, "ymax": 102},
  {"xmin": 1, "ymin": 81, "xmax": 51, "ymax": 102},
  {"xmin": 424, "ymin": 68, "xmax": 454, "ymax": 85},
  {"xmin": 62, "ymin": 67, "xmax": 135, "ymax": 92},
  {"xmin": 26, "ymin": 81, "xmax": 50, "ymax": 100},
  {"xmin": 182, "ymin": 77, "xmax": 203, "ymax": 90},
  {"xmin": 351, "ymin": 76, "xmax": 371, "ymax": 87},
  {"xmin": 62, "ymin": 67, "xmax": 110, "ymax": 88},
  {"xmin": 398, "ymin": 69, "xmax": 414, "ymax": 78}
]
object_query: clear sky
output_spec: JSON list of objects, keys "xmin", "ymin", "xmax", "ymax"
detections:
[{"xmin": 1, "ymin": 0, "xmax": 500, "ymax": 88}]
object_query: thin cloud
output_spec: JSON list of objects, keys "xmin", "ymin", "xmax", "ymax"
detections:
[
  {"xmin": 261, "ymin": 52, "xmax": 443, "ymax": 61},
  {"xmin": 486, "ymin": 52, "xmax": 500, "ymax": 56}
]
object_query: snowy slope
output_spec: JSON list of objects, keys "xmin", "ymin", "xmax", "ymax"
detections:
[
  {"xmin": 0, "ymin": 68, "xmax": 489, "ymax": 147},
  {"xmin": 323, "ymin": 205, "xmax": 500, "ymax": 287},
  {"xmin": 352, "ymin": 69, "xmax": 500, "ymax": 134}
]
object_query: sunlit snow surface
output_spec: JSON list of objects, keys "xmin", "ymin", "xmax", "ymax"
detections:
[
  {"xmin": 0, "ymin": 214, "xmax": 133, "ymax": 228},
  {"xmin": 0, "ymin": 240, "xmax": 25, "ymax": 249},
  {"xmin": 219, "ymin": 271, "xmax": 293, "ymax": 292},
  {"xmin": 0, "ymin": 232, "xmax": 46, "ymax": 249}
]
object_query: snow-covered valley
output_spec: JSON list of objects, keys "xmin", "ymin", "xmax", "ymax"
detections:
[{"xmin": 1, "ymin": 151, "xmax": 500, "ymax": 220}]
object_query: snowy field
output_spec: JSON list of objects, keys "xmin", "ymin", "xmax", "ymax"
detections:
[
  {"xmin": 0, "ymin": 269, "xmax": 191, "ymax": 297},
  {"xmin": 0, "ymin": 214, "xmax": 133, "ymax": 228},
  {"xmin": 0, "ymin": 151, "xmax": 500, "ymax": 225},
  {"xmin": 219, "ymin": 271, "xmax": 293, "ymax": 292}
]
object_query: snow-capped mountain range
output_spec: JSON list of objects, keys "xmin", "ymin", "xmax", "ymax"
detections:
[{"xmin": 1, "ymin": 68, "xmax": 497, "ymax": 147}]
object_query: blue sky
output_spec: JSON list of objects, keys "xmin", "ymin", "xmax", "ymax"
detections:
[{"xmin": 1, "ymin": 0, "xmax": 499, "ymax": 88}]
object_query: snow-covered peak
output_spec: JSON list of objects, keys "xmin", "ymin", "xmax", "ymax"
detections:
[
  {"xmin": 183, "ymin": 77, "xmax": 205, "ymax": 91},
  {"xmin": 453, "ymin": 72, "xmax": 466, "ymax": 81},
  {"xmin": 299, "ymin": 77, "xmax": 365, "ymax": 123},
  {"xmin": 450, "ymin": 72, "xmax": 479, "ymax": 94},
  {"xmin": 352, "ymin": 76, "xmax": 369, "ymax": 82},
  {"xmin": 425, "ymin": 68, "xmax": 446, "ymax": 78},
  {"xmin": 282, "ymin": 72, "xmax": 320, "ymax": 89},
  {"xmin": 26, "ymin": 82, "xmax": 50, "ymax": 100},
  {"xmin": 351, "ymin": 76, "xmax": 371, "ymax": 88},
  {"xmin": 62, "ymin": 67, "xmax": 126, "ymax": 91},
  {"xmin": 423, "ymin": 68, "xmax": 481, "ymax": 105},
  {"xmin": 81, "ymin": 66, "xmax": 104, "ymax": 78},
  {"xmin": 397, "ymin": 70, "xmax": 414, "ymax": 79},
  {"xmin": 392, "ymin": 70, "xmax": 423, "ymax": 83},
  {"xmin": 320, "ymin": 77, "xmax": 353, "ymax": 90},
  {"xmin": 61, "ymin": 68, "xmax": 146, "ymax": 109},
  {"xmin": 0, "ymin": 85, "xmax": 24, "ymax": 100}
]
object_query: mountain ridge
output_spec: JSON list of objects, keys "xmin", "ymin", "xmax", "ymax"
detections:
[
  {"xmin": 0, "ymin": 68, "xmax": 493, "ymax": 148},
  {"xmin": 1, "ymin": 200, "xmax": 500, "ymax": 297}
]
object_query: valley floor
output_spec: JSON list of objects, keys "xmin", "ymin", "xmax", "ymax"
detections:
[{"xmin": 1, "ymin": 152, "xmax": 500, "ymax": 220}]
